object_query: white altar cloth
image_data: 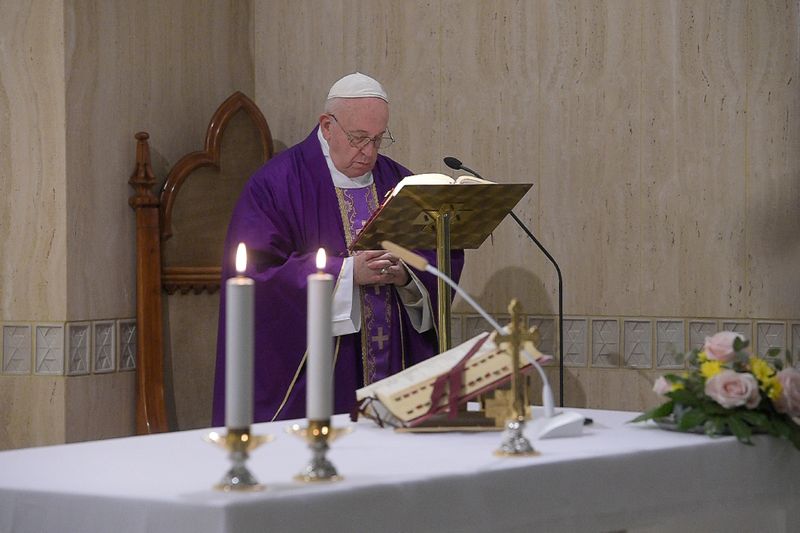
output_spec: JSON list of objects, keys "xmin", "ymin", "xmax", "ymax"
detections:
[{"xmin": 1, "ymin": 408, "xmax": 798, "ymax": 533}]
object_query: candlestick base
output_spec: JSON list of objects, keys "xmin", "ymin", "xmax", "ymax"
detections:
[
  {"xmin": 287, "ymin": 419, "xmax": 352, "ymax": 482},
  {"xmin": 205, "ymin": 428, "xmax": 273, "ymax": 491},
  {"xmin": 494, "ymin": 417, "xmax": 539, "ymax": 457}
]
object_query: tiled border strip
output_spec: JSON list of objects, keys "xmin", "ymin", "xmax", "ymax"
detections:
[
  {"xmin": 1, "ymin": 319, "xmax": 136, "ymax": 376},
  {"xmin": 453, "ymin": 314, "xmax": 800, "ymax": 370}
]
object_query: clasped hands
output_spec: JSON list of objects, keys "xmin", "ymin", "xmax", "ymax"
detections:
[{"xmin": 353, "ymin": 250, "xmax": 409, "ymax": 287}]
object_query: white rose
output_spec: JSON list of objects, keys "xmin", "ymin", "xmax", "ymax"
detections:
[
  {"xmin": 703, "ymin": 331, "xmax": 745, "ymax": 363},
  {"xmin": 653, "ymin": 376, "xmax": 672, "ymax": 397},
  {"xmin": 774, "ymin": 368, "xmax": 800, "ymax": 417},
  {"xmin": 704, "ymin": 370, "xmax": 760, "ymax": 409}
]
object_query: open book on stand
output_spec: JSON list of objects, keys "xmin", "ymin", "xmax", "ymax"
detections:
[
  {"xmin": 349, "ymin": 173, "xmax": 531, "ymax": 252},
  {"xmin": 387, "ymin": 172, "xmax": 495, "ymax": 197},
  {"xmin": 353, "ymin": 331, "xmax": 550, "ymax": 429}
]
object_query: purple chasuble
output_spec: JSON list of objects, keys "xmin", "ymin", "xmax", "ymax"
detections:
[{"xmin": 211, "ymin": 127, "xmax": 465, "ymax": 424}]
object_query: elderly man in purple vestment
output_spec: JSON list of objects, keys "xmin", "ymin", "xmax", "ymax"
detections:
[{"xmin": 212, "ymin": 73, "xmax": 464, "ymax": 424}]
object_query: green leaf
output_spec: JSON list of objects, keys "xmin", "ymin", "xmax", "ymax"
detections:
[
  {"xmin": 728, "ymin": 416, "xmax": 753, "ymax": 445},
  {"xmin": 733, "ymin": 336, "xmax": 749, "ymax": 352},
  {"xmin": 765, "ymin": 347, "xmax": 782, "ymax": 359},
  {"xmin": 739, "ymin": 411, "xmax": 769, "ymax": 428},
  {"xmin": 631, "ymin": 401, "xmax": 674, "ymax": 423},
  {"xmin": 677, "ymin": 408, "xmax": 707, "ymax": 431},
  {"xmin": 771, "ymin": 418, "xmax": 793, "ymax": 439},
  {"xmin": 669, "ymin": 389, "xmax": 701, "ymax": 406},
  {"xmin": 705, "ymin": 417, "xmax": 725, "ymax": 436},
  {"xmin": 788, "ymin": 425, "xmax": 800, "ymax": 451}
]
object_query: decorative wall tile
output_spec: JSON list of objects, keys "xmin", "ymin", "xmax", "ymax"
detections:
[
  {"xmin": 656, "ymin": 320, "xmax": 685, "ymax": 369},
  {"xmin": 2, "ymin": 324, "xmax": 32, "ymax": 374},
  {"xmin": 688, "ymin": 321, "xmax": 718, "ymax": 351},
  {"xmin": 117, "ymin": 319, "xmax": 137, "ymax": 371},
  {"xmin": 463, "ymin": 314, "xmax": 488, "ymax": 341},
  {"xmin": 624, "ymin": 320, "xmax": 652, "ymax": 369},
  {"xmin": 722, "ymin": 321, "xmax": 752, "ymax": 342},
  {"xmin": 528, "ymin": 317, "xmax": 556, "ymax": 356},
  {"xmin": 792, "ymin": 323, "xmax": 800, "ymax": 368},
  {"xmin": 463, "ymin": 314, "xmax": 509, "ymax": 341},
  {"xmin": 93, "ymin": 321, "xmax": 116, "ymax": 373},
  {"xmin": 66, "ymin": 322, "xmax": 91, "ymax": 376},
  {"xmin": 34, "ymin": 324, "xmax": 64, "ymax": 375},
  {"xmin": 563, "ymin": 319, "xmax": 587, "ymax": 367},
  {"xmin": 756, "ymin": 322, "xmax": 785, "ymax": 360},
  {"xmin": 591, "ymin": 319, "xmax": 619, "ymax": 368}
]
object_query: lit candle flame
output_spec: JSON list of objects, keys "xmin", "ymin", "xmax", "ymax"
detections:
[
  {"xmin": 235, "ymin": 243, "xmax": 247, "ymax": 274},
  {"xmin": 316, "ymin": 248, "xmax": 326, "ymax": 271}
]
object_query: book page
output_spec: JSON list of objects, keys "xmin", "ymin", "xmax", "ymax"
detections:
[
  {"xmin": 356, "ymin": 332, "xmax": 492, "ymax": 400},
  {"xmin": 390, "ymin": 173, "xmax": 454, "ymax": 197},
  {"xmin": 454, "ymin": 174, "xmax": 495, "ymax": 185}
]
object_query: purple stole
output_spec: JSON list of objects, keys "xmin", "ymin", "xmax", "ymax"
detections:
[{"xmin": 335, "ymin": 186, "xmax": 395, "ymax": 385}]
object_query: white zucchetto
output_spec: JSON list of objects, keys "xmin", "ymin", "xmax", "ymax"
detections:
[{"xmin": 326, "ymin": 72, "xmax": 388, "ymax": 102}]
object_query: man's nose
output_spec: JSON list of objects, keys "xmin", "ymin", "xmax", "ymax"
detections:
[{"xmin": 359, "ymin": 140, "xmax": 379, "ymax": 155}]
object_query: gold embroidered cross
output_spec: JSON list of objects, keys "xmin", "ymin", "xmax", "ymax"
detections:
[{"xmin": 371, "ymin": 327, "xmax": 389, "ymax": 350}]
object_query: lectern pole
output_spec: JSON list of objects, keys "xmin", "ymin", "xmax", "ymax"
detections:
[{"xmin": 435, "ymin": 210, "xmax": 453, "ymax": 353}]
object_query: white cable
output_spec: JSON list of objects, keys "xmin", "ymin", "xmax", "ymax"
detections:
[{"xmin": 426, "ymin": 264, "xmax": 555, "ymax": 418}]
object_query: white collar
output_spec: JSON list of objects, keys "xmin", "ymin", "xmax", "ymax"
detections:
[{"xmin": 317, "ymin": 127, "xmax": 374, "ymax": 189}]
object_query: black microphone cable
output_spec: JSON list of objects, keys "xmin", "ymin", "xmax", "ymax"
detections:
[{"xmin": 444, "ymin": 156, "xmax": 566, "ymax": 407}]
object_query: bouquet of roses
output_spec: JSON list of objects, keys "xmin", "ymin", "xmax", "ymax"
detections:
[{"xmin": 633, "ymin": 331, "xmax": 800, "ymax": 450}]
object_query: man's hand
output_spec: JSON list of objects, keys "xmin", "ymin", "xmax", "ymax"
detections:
[{"xmin": 353, "ymin": 250, "xmax": 409, "ymax": 287}]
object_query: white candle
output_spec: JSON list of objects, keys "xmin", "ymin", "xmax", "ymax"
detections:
[
  {"xmin": 307, "ymin": 248, "xmax": 334, "ymax": 420},
  {"xmin": 225, "ymin": 243, "xmax": 254, "ymax": 429}
]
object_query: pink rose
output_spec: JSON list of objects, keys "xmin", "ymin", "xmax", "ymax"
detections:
[
  {"xmin": 774, "ymin": 368, "xmax": 800, "ymax": 417},
  {"xmin": 653, "ymin": 376, "xmax": 671, "ymax": 397},
  {"xmin": 703, "ymin": 331, "xmax": 745, "ymax": 363},
  {"xmin": 705, "ymin": 370, "xmax": 761, "ymax": 409}
]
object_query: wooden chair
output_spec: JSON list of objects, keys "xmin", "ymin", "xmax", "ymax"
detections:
[{"xmin": 128, "ymin": 92, "xmax": 273, "ymax": 433}]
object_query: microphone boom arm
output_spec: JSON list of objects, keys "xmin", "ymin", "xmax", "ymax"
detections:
[{"xmin": 444, "ymin": 155, "xmax": 566, "ymax": 408}]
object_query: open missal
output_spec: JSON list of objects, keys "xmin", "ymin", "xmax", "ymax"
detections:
[
  {"xmin": 349, "ymin": 172, "xmax": 516, "ymax": 251},
  {"xmin": 354, "ymin": 331, "xmax": 548, "ymax": 428},
  {"xmin": 387, "ymin": 172, "xmax": 495, "ymax": 197}
]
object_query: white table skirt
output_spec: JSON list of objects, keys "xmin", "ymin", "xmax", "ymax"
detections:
[{"xmin": 1, "ymin": 408, "xmax": 798, "ymax": 533}]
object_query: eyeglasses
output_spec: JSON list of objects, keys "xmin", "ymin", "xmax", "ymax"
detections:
[{"xmin": 329, "ymin": 114, "xmax": 395, "ymax": 150}]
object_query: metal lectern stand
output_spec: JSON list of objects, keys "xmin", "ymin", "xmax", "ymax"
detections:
[{"xmin": 350, "ymin": 182, "xmax": 531, "ymax": 353}]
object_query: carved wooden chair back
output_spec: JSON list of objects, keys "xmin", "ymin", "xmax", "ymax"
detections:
[{"xmin": 128, "ymin": 92, "xmax": 273, "ymax": 433}]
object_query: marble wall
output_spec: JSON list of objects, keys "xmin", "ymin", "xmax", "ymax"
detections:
[
  {"xmin": 254, "ymin": 1, "xmax": 800, "ymax": 406},
  {"xmin": 1, "ymin": 0, "xmax": 798, "ymax": 448},
  {"xmin": 0, "ymin": 0, "xmax": 254, "ymax": 449},
  {"xmin": 0, "ymin": 0, "xmax": 67, "ymax": 323}
]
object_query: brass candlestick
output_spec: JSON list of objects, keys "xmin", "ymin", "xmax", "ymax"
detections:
[
  {"xmin": 205, "ymin": 427, "xmax": 273, "ymax": 491},
  {"xmin": 494, "ymin": 299, "xmax": 540, "ymax": 457},
  {"xmin": 288, "ymin": 419, "xmax": 352, "ymax": 482}
]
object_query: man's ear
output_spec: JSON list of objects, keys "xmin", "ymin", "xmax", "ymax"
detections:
[{"xmin": 319, "ymin": 114, "xmax": 333, "ymax": 140}]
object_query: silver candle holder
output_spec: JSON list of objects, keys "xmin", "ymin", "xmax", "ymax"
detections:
[
  {"xmin": 205, "ymin": 427, "xmax": 273, "ymax": 491},
  {"xmin": 288, "ymin": 419, "xmax": 352, "ymax": 482}
]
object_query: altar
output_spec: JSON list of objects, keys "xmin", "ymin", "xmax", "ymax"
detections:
[{"xmin": 1, "ymin": 408, "xmax": 797, "ymax": 533}]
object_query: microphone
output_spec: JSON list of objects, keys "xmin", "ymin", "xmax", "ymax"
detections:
[
  {"xmin": 443, "ymin": 156, "xmax": 566, "ymax": 408},
  {"xmin": 443, "ymin": 156, "xmax": 487, "ymax": 182},
  {"xmin": 382, "ymin": 240, "xmax": 555, "ymax": 419}
]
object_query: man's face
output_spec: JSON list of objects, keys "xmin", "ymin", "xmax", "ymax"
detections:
[{"xmin": 319, "ymin": 98, "xmax": 389, "ymax": 178}]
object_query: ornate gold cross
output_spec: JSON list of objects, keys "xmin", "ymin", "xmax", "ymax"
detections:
[{"xmin": 494, "ymin": 299, "xmax": 540, "ymax": 421}]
